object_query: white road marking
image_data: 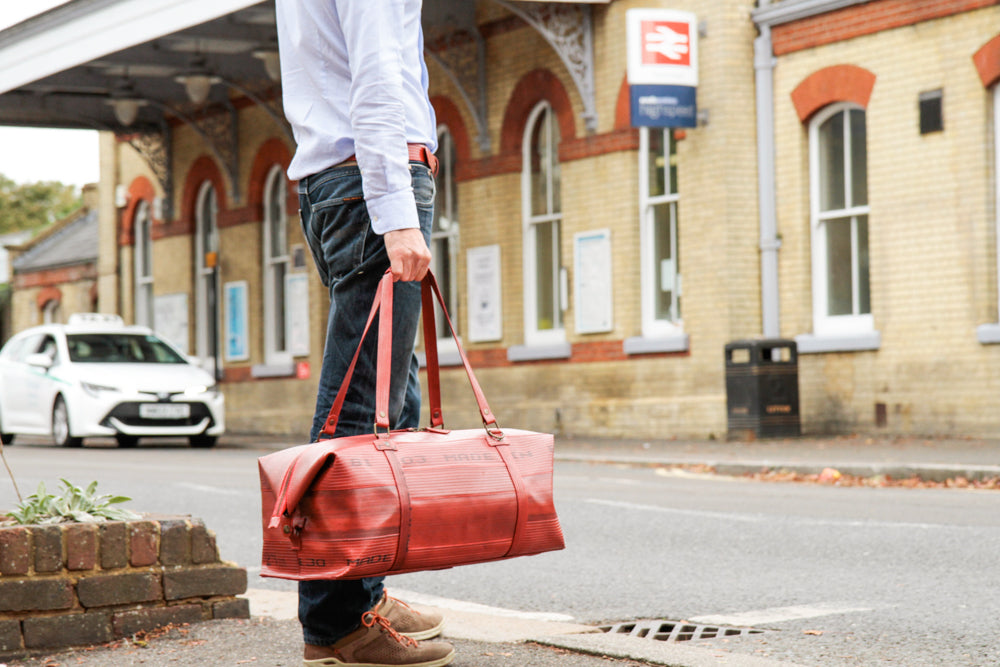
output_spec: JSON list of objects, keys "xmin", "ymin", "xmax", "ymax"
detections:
[
  {"xmin": 586, "ymin": 498, "xmax": 766, "ymax": 523},
  {"xmin": 175, "ymin": 481, "xmax": 244, "ymax": 496},
  {"xmin": 585, "ymin": 498, "xmax": 947, "ymax": 530},
  {"xmin": 690, "ymin": 602, "xmax": 874, "ymax": 626}
]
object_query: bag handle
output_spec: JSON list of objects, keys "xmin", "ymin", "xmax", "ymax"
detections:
[{"xmin": 318, "ymin": 270, "xmax": 500, "ymax": 440}]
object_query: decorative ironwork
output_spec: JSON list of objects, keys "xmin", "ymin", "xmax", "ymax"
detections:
[
  {"xmin": 426, "ymin": 28, "xmax": 491, "ymax": 152},
  {"xmin": 192, "ymin": 101, "xmax": 240, "ymax": 201},
  {"xmin": 495, "ymin": 1, "xmax": 599, "ymax": 132},
  {"xmin": 222, "ymin": 78, "xmax": 293, "ymax": 143},
  {"xmin": 125, "ymin": 122, "xmax": 174, "ymax": 219}
]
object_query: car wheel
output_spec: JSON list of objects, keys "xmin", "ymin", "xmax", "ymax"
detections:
[
  {"xmin": 115, "ymin": 434, "xmax": 139, "ymax": 448},
  {"xmin": 189, "ymin": 434, "xmax": 218, "ymax": 448},
  {"xmin": 0, "ymin": 411, "xmax": 13, "ymax": 445},
  {"xmin": 52, "ymin": 396, "xmax": 82, "ymax": 448}
]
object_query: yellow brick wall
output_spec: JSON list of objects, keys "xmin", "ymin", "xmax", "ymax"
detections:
[
  {"xmin": 91, "ymin": 1, "xmax": 1000, "ymax": 441},
  {"xmin": 421, "ymin": 0, "xmax": 761, "ymax": 439},
  {"xmin": 773, "ymin": 5, "xmax": 1000, "ymax": 434}
]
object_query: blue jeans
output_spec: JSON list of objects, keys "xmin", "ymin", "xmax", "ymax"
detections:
[{"xmin": 296, "ymin": 162, "xmax": 434, "ymax": 646}]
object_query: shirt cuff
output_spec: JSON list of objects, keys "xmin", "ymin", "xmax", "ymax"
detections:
[{"xmin": 366, "ymin": 188, "xmax": 421, "ymax": 235}]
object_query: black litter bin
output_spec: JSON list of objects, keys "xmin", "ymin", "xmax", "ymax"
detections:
[{"xmin": 725, "ymin": 339, "xmax": 800, "ymax": 439}]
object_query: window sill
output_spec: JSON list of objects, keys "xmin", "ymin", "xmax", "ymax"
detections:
[
  {"xmin": 251, "ymin": 362, "xmax": 296, "ymax": 378},
  {"xmin": 416, "ymin": 348, "xmax": 463, "ymax": 368},
  {"xmin": 794, "ymin": 331, "xmax": 881, "ymax": 354},
  {"xmin": 623, "ymin": 333, "xmax": 689, "ymax": 355},
  {"xmin": 507, "ymin": 342, "xmax": 572, "ymax": 362},
  {"xmin": 977, "ymin": 324, "xmax": 1000, "ymax": 344}
]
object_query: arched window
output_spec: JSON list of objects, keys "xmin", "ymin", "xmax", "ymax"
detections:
[
  {"xmin": 431, "ymin": 126, "xmax": 459, "ymax": 346},
  {"xmin": 194, "ymin": 181, "xmax": 219, "ymax": 371},
  {"xmin": 42, "ymin": 299, "xmax": 61, "ymax": 325},
  {"xmin": 263, "ymin": 165, "xmax": 290, "ymax": 365},
  {"xmin": 810, "ymin": 103, "xmax": 871, "ymax": 336},
  {"xmin": 133, "ymin": 200, "xmax": 154, "ymax": 328},
  {"xmin": 522, "ymin": 101, "xmax": 563, "ymax": 345}
]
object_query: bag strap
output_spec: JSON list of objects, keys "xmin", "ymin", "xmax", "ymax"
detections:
[
  {"xmin": 316, "ymin": 275, "xmax": 391, "ymax": 439},
  {"xmin": 318, "ymin": 270, "xmax": 501, "ymax": 439},
  {"xmin": 420, "ymin": 273, "xmax": 500, "ymax": 434}
]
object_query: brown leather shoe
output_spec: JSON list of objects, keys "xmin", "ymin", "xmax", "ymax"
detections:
[
  {"xmin": 302, "ymin": 610, "xmax": 454, "ymax": 667},
  {"xmin": 377, "ymin": 592, "xmax": 444, "ymax": 640}
]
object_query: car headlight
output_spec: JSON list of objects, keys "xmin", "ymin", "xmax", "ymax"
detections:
[
  {"xmin": 81, "ymin": 381, "xmax": 121, "ymax": 397},
  {"xmin": 184, "ymin": 384, "xmax": 219, "ymax": 398}
]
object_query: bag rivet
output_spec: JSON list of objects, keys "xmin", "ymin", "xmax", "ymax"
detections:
[{"xmin": 379, "ymin": 411, "xmax": 386, "ymax": 418}]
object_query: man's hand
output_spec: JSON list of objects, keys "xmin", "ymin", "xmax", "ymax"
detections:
[{"xmin": 384, "ymin": 227, "xmax": 432, "ymax": 282}]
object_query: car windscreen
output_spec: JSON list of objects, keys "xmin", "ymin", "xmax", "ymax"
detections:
[{"xmin": 66, "ymin": 333, "xmax": 187, "ymax": 364}]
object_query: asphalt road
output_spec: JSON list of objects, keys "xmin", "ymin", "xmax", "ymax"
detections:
[{"xmin": 2, "ymin": 438, "xmax": 999, "ymax": 666}]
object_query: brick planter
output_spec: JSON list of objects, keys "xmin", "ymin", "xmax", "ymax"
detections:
[{"xmin": 0, "ymin": 516, "xmax": 248, "ymax": 658}]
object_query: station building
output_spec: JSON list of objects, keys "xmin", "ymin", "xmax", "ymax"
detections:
[{"xmin": 0, "ymin": 0, "xmax": 997, "ymax": 440}]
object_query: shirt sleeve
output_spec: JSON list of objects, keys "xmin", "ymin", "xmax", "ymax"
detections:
[{"xmin": 335, "ymin": 0, "xmax": 420, "ymax": 235}]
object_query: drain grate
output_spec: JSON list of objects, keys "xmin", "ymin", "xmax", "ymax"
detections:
[{"xmin": 600, "ymin": 619, "xmax": 765, "ymax": 643}]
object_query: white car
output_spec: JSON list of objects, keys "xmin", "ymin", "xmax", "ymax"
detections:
[{"xmin": 0, "ymin": 314, "xmax": 225, "ymax": 448}]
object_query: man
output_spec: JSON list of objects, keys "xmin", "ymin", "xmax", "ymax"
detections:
[{"xmin": 275, "ymin": 1, "xmax": 455, "ymax": 665}]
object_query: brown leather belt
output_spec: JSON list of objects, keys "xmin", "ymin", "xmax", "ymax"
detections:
[{"xmin": 336, "ymin": 143, "xmax": 439, "ymax": 176}]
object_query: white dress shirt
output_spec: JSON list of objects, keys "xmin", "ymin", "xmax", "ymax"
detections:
[{"xmin": 275, "ymin": 0, "xmax": 438, "ymax": 235}]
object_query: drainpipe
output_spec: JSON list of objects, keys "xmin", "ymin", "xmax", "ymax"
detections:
[{"xmin": 754, "ymin": 2, "xmax": 781, "ymax": 338}]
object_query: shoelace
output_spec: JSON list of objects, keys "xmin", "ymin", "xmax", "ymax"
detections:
[
  {"xmin": 362, "ymin": 611, "xmax": 418, "ymax": 648},
  {"xmin": 388, "ymin": 595, "xmax": 422, "ymax": 616}
]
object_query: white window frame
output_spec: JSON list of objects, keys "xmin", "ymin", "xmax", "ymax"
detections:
[
  {"xmin": 431, "ymin": 125, "xmax": 461, "ymax": 362},
  {"xmin": 979, "ymin": 85, "xmax": 1000, "ymax": 343},
  {"xmin": 639, "ymin": 127, "xmax": 682, "ymax": 338},
  {"xmin": 42, "ymin": 299, "xmax": 61, "ymax": 324},
  {"xmin": 194, "ymin": 180, "xmax": 219, "ymax": 366},
  {"xmin": 520, "ymin": 101, "xmax": 565, "ymax": 349},
  {"xmin": 808, "ymin": 103, "xmax": 873, "ymax": 338},
  {"xmin": 133, "ymin": 199, "xmax": 154, "ymax": 328},
  {"xmin": 263, "ymin": 165, "xmax": 292, "ymax": 366}
]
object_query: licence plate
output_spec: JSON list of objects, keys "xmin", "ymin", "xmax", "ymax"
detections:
[{"xmin": 139, "ymin": 403, "xmax": 191, "ymax": 420}]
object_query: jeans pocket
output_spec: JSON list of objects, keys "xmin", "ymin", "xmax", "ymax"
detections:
[
  {"xmin": 302, "ymin": 172, "xmax": 370, "ymax": 285},
  {"xmin": 411, "ymin": 165, "xmax": 436, "ymax": 213},
  {"xmin": 312, "ymin": 199, "xmax": 369, "ymax": 284}
]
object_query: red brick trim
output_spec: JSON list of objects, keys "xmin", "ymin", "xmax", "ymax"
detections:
[
  {"xmin": 15, "ymin": 265, "xmax": 96, "ymax": 290},
  {"xmin": 222, "ymin": 366, "xmax": 253, "ymax": 383},
  {"xmin": 431, "ymin": 95, "xmax": 472, "ymax": 163},
  {"xmin": 499, "ymin": 69, "xmax": 577, "ymax": 157},
  {"xmin": 790, "ymin": 64, "xmax": 876, "ymax": 123},
  {"xmin": 246, "ymin": 138, "xmax": 294, "ymax": 222},
  {"xmin": 614, "ymin": 74, "xmax": 632, "ymax": 131},
  {"xmin": 431, "ymin": 94, "xmax": 477, "ymax": 183},
  {"xmin": 974, "ymin": 34, "xmax": 1000, "ymax": 88},
  {"xmin": 119, "ymin": 176, "xmax": 156, "ymax": 247},
  {"xmin": 561, "ymin": 130, "xmax": 639, "ymax": 162},
  {"xmin": 457, "ymin": 70, "xmax": 636, "ymax": 181},
  {"xmin": 35, "ymin": 286, "xmax": 62, "ymax": 311},
  {"xmin": 458, "ymin": 340, "xmax": 688, "ymax": 368},
  {"xmin": 455, "ymin": 154, "xmax": 523, "ymax": 182},
  {"xmin": 772, "ymin": 0, "xmax": 999, "ymax": 55},
  {"xmin": 166, "ymin": 156, "xmax": 228, "ymax": 239}
]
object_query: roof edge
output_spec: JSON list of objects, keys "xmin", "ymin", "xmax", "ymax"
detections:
[{"xmin": 752, "ymin": 0, "xmax": 872, "ymax": 27}]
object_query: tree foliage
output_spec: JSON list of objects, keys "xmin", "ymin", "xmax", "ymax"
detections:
[{"xmin": 0, "ymin": 173, "xmax": 81, "ymax": 234}]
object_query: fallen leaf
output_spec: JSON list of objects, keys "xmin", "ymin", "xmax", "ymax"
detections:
[{"xmin": 804, "ymin": 629, "xmax": 824, "ymax": 636}]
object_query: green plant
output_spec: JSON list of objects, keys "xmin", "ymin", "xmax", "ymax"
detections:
[{"xmin": 5, "ymin": 479, "xmax": 141, "ymax": 525}]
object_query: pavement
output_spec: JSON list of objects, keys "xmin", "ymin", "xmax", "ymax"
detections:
[{"xmin": 6, "ymin": 432, "xmax": 1000, "ymax": 667}]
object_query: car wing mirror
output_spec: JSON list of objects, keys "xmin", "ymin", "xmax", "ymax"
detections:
[{"xmin": 25, "ymin": 353, "xmax": 54, "ymax": 369}]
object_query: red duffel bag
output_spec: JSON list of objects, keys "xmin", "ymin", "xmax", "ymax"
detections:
[{"xmin": 259, "ymin": 271, "xmax": 565, "ymax": 580}]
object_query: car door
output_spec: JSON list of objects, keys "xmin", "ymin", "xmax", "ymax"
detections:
[
  {"xmin": 24, "ymin": 335, "xmax": 62, "ymax": 431},
  {"xmin": 1, "ymin": 333, "xmax": 43, "ymax": 432}
]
